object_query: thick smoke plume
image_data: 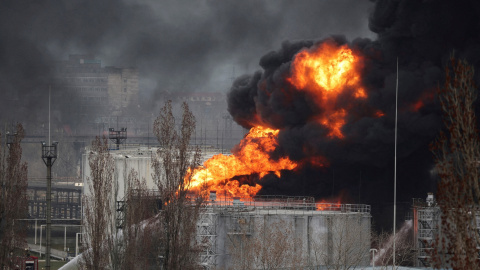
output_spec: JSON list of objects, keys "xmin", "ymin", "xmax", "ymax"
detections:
[{"xmin": 227, "ymin": 0, "xmax": 480, "ymax": 229}]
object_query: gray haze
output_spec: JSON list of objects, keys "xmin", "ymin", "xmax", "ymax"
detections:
[{"xmin": 0, "ymin": 0, "xmax": 374, "ymax": 120}]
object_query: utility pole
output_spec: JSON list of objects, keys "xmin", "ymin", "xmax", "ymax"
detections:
[
  {"xmin": 41, "ymin": 141, "xmax": 58, "ymax": 270},
  {"xmin": 108, "ymin": 127, "xmax": 127, "ymax": 150}
]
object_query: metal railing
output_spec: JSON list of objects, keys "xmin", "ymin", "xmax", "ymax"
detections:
[{"xmin": 204, "ymin": 195, "xmax": 370, "ymax": 214}]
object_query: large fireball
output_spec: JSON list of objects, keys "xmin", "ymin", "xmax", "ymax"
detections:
[
  {"xmin": 288, "ymin": 41, "xmax": 366, "ymax": 139},
  {"xmin": 186, "ymin": 126, "xmax": 298, "ymax": 199},
  {"xmin": 186, "ymin": 41, "xmax": 367, "ymax": 200}
]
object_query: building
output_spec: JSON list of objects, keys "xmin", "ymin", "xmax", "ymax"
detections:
[{"xmin": 53, "ymin": 54, "xmax": 139, "ymax": 120}]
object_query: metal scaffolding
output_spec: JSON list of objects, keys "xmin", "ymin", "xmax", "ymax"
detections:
[
  {"xmin": 108, "ymin": 127, "xmax": 127, "ymax": 150},
  {"xmin": 413, "ymin": 193, "xmax": 439, "ymax": 267},
  {"xmin": 416, "ymin": 205, "xmax": 439, "ymax": 267},
  {"xmin": 198, "ymin": 211, "xmax": 218, "ymax": 269}
]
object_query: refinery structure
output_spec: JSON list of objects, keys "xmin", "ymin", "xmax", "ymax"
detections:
[
  {"xmin": 78, "ymin": 145, "xmax": 372, "ymax": 269},
  {"xmin": 199, "ymin": 194, "xmax": 371, "ymax": 269},
  {"xmin": 412, "ymin": 193, "xmax": 439, "ymax": 267},
  {"xmin": 412, "ymin": 193, "xmax": 480, "ymax": 268}
]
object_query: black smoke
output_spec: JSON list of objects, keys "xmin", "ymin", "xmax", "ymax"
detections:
[{"xmin": 227, "ymin": 0, "xmax": 480, "ymax": 230}]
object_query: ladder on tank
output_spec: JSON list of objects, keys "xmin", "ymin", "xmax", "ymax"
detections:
[{"xmin": 197, "ymin": 211, "xmax": 218, "ymax": 269}]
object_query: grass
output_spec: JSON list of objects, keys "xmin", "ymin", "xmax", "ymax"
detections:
[{"xmin": 38, "ymin": 260, "xmax": 67, "ymax": 270}]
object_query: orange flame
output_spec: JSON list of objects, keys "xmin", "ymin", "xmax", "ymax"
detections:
[
  {"xmin": 288, "ymin": 41, "xmax": 365, "ymax": 138},
  {"xmin": 316, "ymin": 109, "xmax": 347, "ymax": 139},
  {"xmin": 409, "ymin": 90, "xmax": 434, "ymax": 112},
  {"xmin": 289, "ymin": 42, "xmax": 363, "ymax": 93},
  {"xmin": 316, "ymin": 198, "xmax": 342, "ymax": 211},
  {"xmin": 374, "ymin": 110, "xmax": 385, "ymax": 118},
  {"xmin": 186, "ymin": 42, "xmax": 365, "ymax": 201},
  {"xmin": 187, "ymin": 126, "xmax": 298, "ymax": 199}
]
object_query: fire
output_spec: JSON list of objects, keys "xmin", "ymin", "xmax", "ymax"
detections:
[
  {"xmin": 289, "ymin": 42, "xmax": 363, "ymax": 93},
  {"xmin": 354, "ymin": 88, "xmax": 367, "ymax": 98},
  {"xmin": 186, "ymin": 41, "xmax": 366, "ymax": 201},
  {"xmin": 186, "ymin": 126, "xmax": 298, "ymax": 199},
  {"xmin": 317, "ymin": 109, "xmax": 346, "ymax": 139},
  {"xmin": 374, "ymin": 110, "xmax": 385, "ymax": 118},
  {"xmin": 288, "ymin": 41, "xmax": 365, "ymax": 138},
  {"xmin": 409, "ymin": 90, "xmax": 434, "ymax": 112},
  {"xmin": 316, "ymin": 198, "xmax": 342, "ymax": 211}
]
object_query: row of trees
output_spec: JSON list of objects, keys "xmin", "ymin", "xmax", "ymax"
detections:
[{"xmin": 80, "ymin": 101, "xmax": 204, "ymax": 270}]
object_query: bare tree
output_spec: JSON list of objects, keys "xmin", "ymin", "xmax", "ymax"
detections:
[
  {"xmin": 227, "ymin": 232, "xmax": 255, "ymax": 270},
  {"xmin": 311, "ymin": 214, "xmax": 370, "ymax": 270},
  {"xmin": 120, "ymin": 169, "xmax": 159, "ymax": 270},
  {"xmin": 152, "ymin": 100, "xmax": 203, "ymax": 269},
  {"xmin": 0, "ymin": 124, "xmax": 28, "ymax": 269},
  {"xmin": 253, "ymin": 219, "xmax": 304, "ymax": 270},
  {"xmin": 371, "ymin": 221, "xmax": 415, "ymax": 269},
  {"xmin": 228, "ymin": 219, "xmax": 305, "ymax": 270},
  {"xmin": 81, "ymin": 137, "xmax": 161, "ymax": 270},
  {"xmin": 430, "ymin": 56, "xmax": 480, "ymax": 269},
  {"xmin": 80, "ymin": 136, "xmax": 115, "ymax": 270}
]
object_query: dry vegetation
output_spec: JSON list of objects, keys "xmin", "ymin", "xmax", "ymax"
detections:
[
  {"xmin": 430, "ymin": 56, "xmax": 480, "ymax": 269},
  {"xmin": 0, "ymin": 124, "xmax": 28, "ymax": 268},
  {"xmin": 79, "ymin": 100, "xmax": 204, "ymax": 270},
  {"xmin": 151, "ymin": 100, "xmax": 204, "ymax": 269}
]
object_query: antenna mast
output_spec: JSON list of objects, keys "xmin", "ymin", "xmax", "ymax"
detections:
[
  {"xmin": 393, "ymin": 58, "xmax": 399, "ymax": 268},
  {"xmin": 49, "ymin": 86, "xmax": 51, "ymax": 145}
]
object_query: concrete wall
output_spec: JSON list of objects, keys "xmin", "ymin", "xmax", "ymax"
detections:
[{"xmin": 207, "ymin": 208, "xmax": 371, "ymax": 269}]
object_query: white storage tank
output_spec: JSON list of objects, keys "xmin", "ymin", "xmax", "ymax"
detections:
[{"xmin": 198, "ymin": 195, "xmax": 371, "ymax": 269}]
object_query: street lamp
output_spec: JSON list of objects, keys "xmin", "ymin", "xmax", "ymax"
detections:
[
  {"xmin": 370, "ymin": 248, "xmax": 378, "ymax": 270},
  {"xmin": 41, "ymin": 141, "xmax": 58, "ymax": 270}
]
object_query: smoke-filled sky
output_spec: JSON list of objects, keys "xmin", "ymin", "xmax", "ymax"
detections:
[
  {"xmin": 4, "ymin": 0, "xmax": 480, "ymax": 229},
  {"xmin": 0, "ymin": 0, "xmax": 374, "ymax": 109}
]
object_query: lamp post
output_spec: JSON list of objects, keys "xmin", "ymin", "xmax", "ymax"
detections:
[
  {"xmin": 370, "ymin": 248, "xmax": 378, "ymax": 270},
  {"xmin": 42, "ymin": 141, "xmax": 58, "ymax": 270}
]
